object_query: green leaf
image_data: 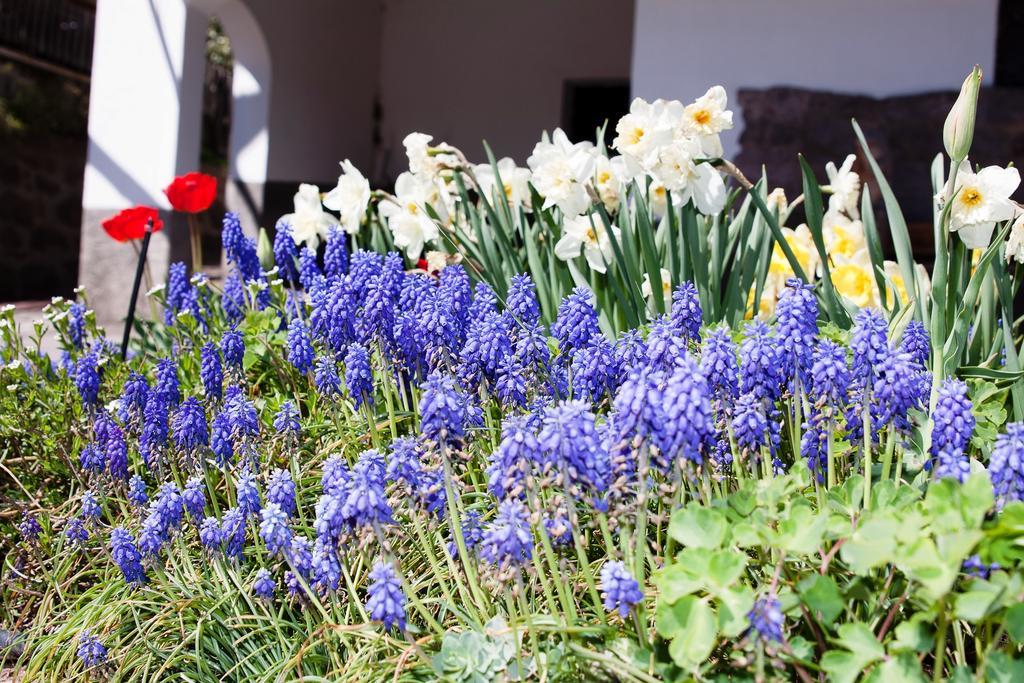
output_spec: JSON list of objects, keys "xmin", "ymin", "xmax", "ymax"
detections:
[
  {"xmin": 716, "ymin": 584, "xmax": 755, "ymax": 638},
  {"xmin": 668, "ymin": 505, "xmax": 728, "ymax": 549},
  {"xmin": 777, "ymin": 505, "xmax": 828, "ymax": 556},
  {"xmin": 653, "ymin": 555, "xmax": 708, "ymax": 604},
  {"xmin": 985, "ymin": 652, "xmax": 1024, "ymax": 683},
  {"xmin": 840, "ymin": 514, "xmax": 899, "ymax": 574},
  {"xmin": 822, "ymin": 623, "xmax": 886, "ymax": 683},
  {"xmin": 860, "ymin": 185, "xmax": 890, "ymax": 312},
  {"xmin": 837, "ymin": 622, "xmax": 886, "ymax": 661},
  {"xmin": 852, "ymin": 119, "xmax": 921, "ymax": 320},
  {"xmin": 864, "ymin": 653, "xmax": 927, "ymax": 683},
  {"xmin": 954, "ymin": 588, "xmax": 1000, "ymax": 622},
  {"xmin": 745, "ymin": 180, "xmax": 809, "ymax": 282},
  {"xmin": 656, "ymin": 596, "xmax": 717, "ymax": 670},
  {"xmin": 896, "ymin": 538, "xmax": 958, "ymax": 603},
  {"xmin": 925, "ymin": 473, "xmax": 993, "ymax": 534},
  {"xmin": 891, "ymin": 617, "xmax": 934, "ymax": 653},
  {"xmin": 730, "ymin": 521, "xmax": 764, "ymax": 548},
  {"xmin": 704, "ymin": 551, "xmax": 747, "ymax": 594},
  {"xmin": 1005, "ymin": 603, "xmax": 1024, "ymax": 643},
  {"xmin": 797, "ymin": 574, "xmax": 844, "ymax": 625},
  {"xmin": 632, "ymin": 181, "xmax": 668, "ymax": 318},
  {"xmin": 798, "ymin": 154, "xmax": 846, "ymax": 325},
  {"xmin": 820, "ymin": 651, "xmax": 866, "ymax": 683}
]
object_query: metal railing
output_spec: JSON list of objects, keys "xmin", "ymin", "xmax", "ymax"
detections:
[{"xmin": 0, "ymin": 0, "xmax": 94, "ymax": 75}]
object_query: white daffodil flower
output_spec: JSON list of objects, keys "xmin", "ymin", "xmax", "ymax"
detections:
[
  {"xmin": 770, "ymin": 224, "xmax": 820, "ymax": 282},
  {"xmin": 1006, "ymin": 213, "xmax": 1024, "ymax": 264},
  {"xmin": 423, "ymin": 250, "xmax": 452, "ymax": 273},
  {"xmin": 527, "ymin": 129, "xmax": 596, "ymax": 217},
  {"xmin": 650, "ymin": 138, "xmax": 726, "ymax": 214},
  {"xmin": 884, "ymin": 260, "xmax": 931, "ymax": 306},
  {"xmin": 822, "ymin": 210, "xmax": 866, "ymax": 260},
  {"xmin": 280, "ymin": 184, "xmax": 339, "ymax": 249},
  {"xmin": 592, "ymin": 155, "xmax": 627, "ymax": 214},
  {"xmin": 647, "ymin": 181, "xmax": 668, "ymax": 217},
  {"xmin": 403, "ymin": 132, "xmax": 459, "ymax": 180},
  {"xmin": 766, "ymin": 187, "xmax": 788, "ymax": 214},
  {"xmin": 944, "ymin": 159, "xmax": 1020, "ymax": 248},
  {"xmin": 474, "ymin": 157, "xmax": 531, "ymax": 209},
  {"xmin": 322, "ymin": 160, "xmax": 371, "ymax": 235},
  {"xmin": 651, "ymin": 137, "xmax": 699, "ymax": 193},
  {"xmin": 554, "ymin": 213, "xmax": 619, "ymax": 273},
  {"xmin": 832, "ymin": 249, "xmax": 879, "ymax": 309},
  {"xmin": 378, "ymin": 172, "xmax": 441, "ymax": 260},
  {"xmin": 824, "ymin": 154, "xmax": 861, "ymax": 218},
  {"xmin": 680, "ymin": 86, "xmax": 733, "ymax": 158},
  {"xmin": 612, "ymin": 97, "xmax": 680, "ymax": 170},
  {"xmin": 686, "ymin": 162, "xmax": 727, "ymax": 215},
  {"xmin": 641, "ymin": 268, "xmax": 673, "ymax": 304}
]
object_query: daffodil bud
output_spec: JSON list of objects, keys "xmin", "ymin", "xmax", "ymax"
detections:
[{"xmin": 943, "ymin": 66, "xmax": 982, "ymax": 162}]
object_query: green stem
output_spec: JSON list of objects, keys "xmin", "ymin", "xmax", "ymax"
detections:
[
  {"xmin": 826, "ymin": 417, "xmax": 836, "ymax": 489},
  {"xmin": 515, "ymin": 573, "xmax": 541, "ymax": 656},
  {"xmin": 440, "ymin": 453, "xmax": 489, "ymax": 614},
  {"xmin": 880, "ymin": 427, "xmax": 897, "ymax": 482},
  {"xmin": 932, "ymin": 609, "xmax": 948, "ymax": 683},
  {"xmin": 504, "ymin": 590, "xmax": 524, "ymax": 678},
  {"xmin": 862, "ymin": 389, "xmax": 872, "ymax": 510}
]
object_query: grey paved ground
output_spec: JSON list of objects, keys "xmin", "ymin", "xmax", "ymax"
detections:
[{"xmin": 8, "ymin": 301, "xmax": 124, "ymax": 359}]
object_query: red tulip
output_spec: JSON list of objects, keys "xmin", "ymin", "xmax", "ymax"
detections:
[
  {"xmin": 101, "ymin": 206, "xmax": 164, "ymax": 242},
  {"xmin": 164, "ymin": 172, "xmax": 217, "ymax": 213}
]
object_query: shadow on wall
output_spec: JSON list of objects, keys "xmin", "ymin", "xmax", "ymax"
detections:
[{"xmin": 735, "ymin": 86, "xmax": 1024, "ymax": 264}]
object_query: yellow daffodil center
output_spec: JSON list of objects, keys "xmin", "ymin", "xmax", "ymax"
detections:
[
  {"xmin": 833, "ymin": 264, "xmax": 874, "ymax": 307},
  {"xmin": 960, "ymin": 187, "xmax": 983, "ymax": 208},
  {"xmin": 585, "ymin": 227, "xmax": 598, "ymax": 244},
  {"xmin": 692, "ymin": 109, "xmax": 711, "ymax": 126},
  {"xmin": 503, "ymin": 183, "xmax": 514, "ymax": 198},
  {"xmin": 885, "ymin": 273, "xmax": 909, "ymax": 304},
  {"xmin": 831, "ymin": 226, "xmax": 858, "ymax": 258},
  {"xmin": 598, "ymin": 171, "xmax": 611, "ymax": 185},
  {"xmin": 406, "ymin": 203, "xmax": 419, "ymax": 214},
  {"xmin": 770, "ymin": 241, "xmax": 811, "ymax": 277},
  {"xmin": 626, "ymin": 126, "xmax": 645, "ymax": 146}
]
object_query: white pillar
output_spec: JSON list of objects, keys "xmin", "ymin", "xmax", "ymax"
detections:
[{"xmin": 79, "ymin": 0, "xmax": 206, "ymax": 323}]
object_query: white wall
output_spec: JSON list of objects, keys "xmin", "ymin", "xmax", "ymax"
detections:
[
  {"xmin": 83, "ymin": 0, "xmax": 205, "ymax": 210},
  {"xmin": 377, "ymin": 0, "xmax": 634, "ymax": 178},
  {"xmin": 631, "ymin": 0, "xmax": 999, "ymax": 159},
  {"xmin": 80, "ymin": 0, "xmax": 207, "ymax": 321}
]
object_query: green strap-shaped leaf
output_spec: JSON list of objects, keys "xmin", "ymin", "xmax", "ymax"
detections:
[
  {"xmin": 852, "ymin": 119, "xmax": 922, "ymax": 320},
  {"xmin": 798, "ymin": 154, "xmax": 847, "ymax": 326},
  {"xmin": 859, "ymin": 185, "xmax": 891, "ymax": 312}
]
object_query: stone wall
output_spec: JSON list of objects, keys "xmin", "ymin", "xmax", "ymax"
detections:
[
  {"xmin": 0, "ymin": 60, "xmax": 88, "ymax": 301},
  {"xmin": 736, "ymin": 86, "xmax": 1024, "ymax": 261}
]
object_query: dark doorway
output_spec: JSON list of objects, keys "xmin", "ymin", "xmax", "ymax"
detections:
[
  {"xmin": 562, "ymin": 79, "xmax": 630, "ymax": 148},
  {"xmin": 996, "ymin": 0, "xmax": 1024, "ymax": 87}
]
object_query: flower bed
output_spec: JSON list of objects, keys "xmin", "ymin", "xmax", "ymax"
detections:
[{"xmin": 2, "ymin": 72, "xmax": 1024, "ymax": 681}]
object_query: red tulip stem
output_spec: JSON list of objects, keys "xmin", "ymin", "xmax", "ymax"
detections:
[
  {"xmin": 187, "ymin": 213, "xmax": 203, "ymax": 272},
  {"xmin": 121, "ymin": 219, "xmax": 154, "ymax": 360}
]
